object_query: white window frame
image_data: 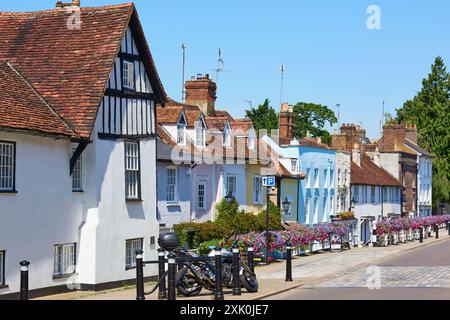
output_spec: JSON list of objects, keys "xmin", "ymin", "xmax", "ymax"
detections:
[
  {"xmin": 330, "ymin": 169, "xmax": 334, "ymax": 188},
  {"xmin": 197, "ymin": 181, "xmax": 207, "ymax": 211},
  {"xmin": 337, "ymin": 169, "xmax": 341, "ymax": 187},
  {"xmin": 125, "ymin": 238, "xmax": 143, "ymax": 269},
  {"xmin": 313, "ymin": 168, "xmax": 319, "ymax": 188},
  {"xmin": 0, "ymin": 141, "xmax": 15, "ymax": 192},
  {"xmin": 125, "ymin": 142, "xmax": 140, "ymax": 200},
  {"xmin": 313, "ymin": 197, "xmax": 319, "ymax": 223},
  {"xmin": 177, "ymin": 120, "xmax": 186, "ymax": 145},
  {"xmin": 53, "ymin": 243, "xmax": 76, "ymax": 277},
  {"xmin": 72, "ymin": 146, "xmax": 82, "ymax": 192},
  {"xmin": 323, "ymin": 169, "xmax": 328, "ymax": 188},
  {"xmin": 305, "ymin": 168, "xmax": 311, "ymax": 188},
  {"xmin": 195, "ymin": 119, "xmax": 206, "ymax": 148},
  {"xmin": 225, "ymin": 175, "xmax": 237, "ymax": 198},
  {"xmin": 253, "ymin": 176, "xmax": 262, "ymax": 204},
  {"xmin": 329, "ymin": 196, "xmax": 334, "ymax": 214},
  {"xmin": 291, "ymin": 159, "xmax": 299, "ymax": 173},
  {"xmin": 0, "ymin": 251, "xmax": 5, "ymax": 286},
  {"xmin": 123, "ymin": 60, "xmax": 135, "ymax": 90},
  {"xmin": 166, "ymin": 167, "xmax": 177, "ymax": 203}
]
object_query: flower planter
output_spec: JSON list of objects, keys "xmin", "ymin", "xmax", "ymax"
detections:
[
  {"xmin": 406, "ymin": 229, "xmax": 413, "ymax": 241},
  {"xmin": 389, "ymin": 233, "xmax": 398, "ymax": 245},
  {"xmin": 378, "ymin": 234, "xmax": 389, "ymax": 247},
  {"xmin": 323, "ymin": 240, "xmax": 331, "ymax": 250},
  {"xmin": 311, "ymin": 240, "xmax": 322, "ymax": 253},
  {"xmin": 414, "ymin": 230, "xmax": 420, "ymax": 240},
  {"xmin": 399, "ymin": 231, "xmax": 406, "ymax": 243}
]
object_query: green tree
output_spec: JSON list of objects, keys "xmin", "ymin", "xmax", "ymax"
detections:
[
  {"xmin": 396, "ymin": 56, "xmax": 450, "ymax": 207},
  {"xmin": 292, "ymin": 102, "xmax": 337, "ymax": 145},
  {"xmin": 245, "ymin": 99, "xmax": 278, "ymax": 136},
  {"xmin": 384, "ymin": 112, "xmax": 398, "ymax": 125}
]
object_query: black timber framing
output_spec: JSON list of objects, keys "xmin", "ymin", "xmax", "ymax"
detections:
[{"xmin": 70, "ymin": 140, "xmax": 89, "ymax": 175}]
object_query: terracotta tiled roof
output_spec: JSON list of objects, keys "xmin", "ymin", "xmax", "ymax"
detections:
[
  {"xmin": 351, "ymin": 154, "xmax": 401, "ymax": 187},
  {"xmin": 0, "ymin": 62, "xmax": 76, "ymax": 138},
  {"xmin": 0, "ymin": 3, "xmax": 166, "ymax": 138},
  {"xmin": 156, "ymin": 124, "xmax": 175, "ymax": 146},
  {"xmin": 161, "ymin": 100, "xmax": 202, "ymax": 127}
]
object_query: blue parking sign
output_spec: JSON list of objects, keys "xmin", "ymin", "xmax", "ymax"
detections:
[{"xmin": 262, "ymin": 176, "xmax": 276, "ymax": 187}]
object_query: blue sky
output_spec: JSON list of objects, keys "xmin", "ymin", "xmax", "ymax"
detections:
[{"xmin": 1, "ymin": 0, "xmax": 449, "ymax": 138}]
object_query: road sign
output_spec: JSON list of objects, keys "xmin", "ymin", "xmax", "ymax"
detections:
[{"xmin": 262, "ymin": 176, "xmax": 276, "ymax": 187}]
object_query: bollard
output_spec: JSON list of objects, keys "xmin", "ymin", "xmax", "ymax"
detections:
[
  {"xmin": 435, "ymin": 224, "xmax": 439, "ymax": 239},
  {"xmin": 214, "ymin": 248, "xmax": 224, "ymax": 300},
  {"xmin": 247, "ymin": 247, "xmax": 255, "ymax": 274},
  {"xmin": 448, "ymin": 222, "xmax": 450, "ymax": 236},
  {"xmin": 19, "ymin": 261, "xmax": 30, "ymax": 301},
  {"xmin": 232, "ymin": 244, "xmax": 241, "ymax": 296},
  {"xmin": 158, "ymin": 248, "xmax": 167, "ymax": 300},
  {"xmin": 135, "ymin": 250, "xmax": 145, "ymax": 301},
  {"xmin": 419, "ymin": 227, "xmax": 424, "ymax": 243},
  {"xmin": 167, "ymin": 252, "xmax": 177, "ymax": 301},
  {"xmin": 285, "ymin": 241, "xmax": 293, "ymax": 282}
]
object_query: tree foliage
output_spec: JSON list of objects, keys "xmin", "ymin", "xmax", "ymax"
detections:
[
  {"xmin": 396, "ymin": 56, "xmax": 450, "ymax": 207},
  {"xmin": 292, "ymin": 102, "xmax": 337, "ymax": 144},
  {"xmin": 245, "ymin": 99, "xmax": 278, "ymax": 136}
]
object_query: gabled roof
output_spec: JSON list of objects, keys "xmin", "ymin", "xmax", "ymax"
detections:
[
  {"xmin": 0, "ymin": 62, "xmax": 76, "ymax": 138},
  {"xmin": 159, "ymin": 99, "xmax": 203, "ymax": 127},
  {"xmin": 351, "ymin": 154, "xmax": 402, "ymax": 187},
  {"xmin": 0, "ymin": 3, "xmax": 166, "ymax": 138},
  {"xmin": 405, "ymin": 139, "xmax": 433, "ymax": 157}
]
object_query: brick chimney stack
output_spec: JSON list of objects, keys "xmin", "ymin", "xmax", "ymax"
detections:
[
  {"xmin": 56, "ymin": 0, "xmax": 80, "ymax": 8},
  {"xmin": 279, "ymin": 103, "xmax": 296, "ymax": 142},
  {"xmin": 331, "ymin": 123, "xmax": 358, "ymax": 151},
  {"xmin": 380, "ymin": 124, "xmax": 406, "ymax": 152},
  {"xmin": 405, "ymin": 123, "xmax": 418, "ymax": 144},
  {"xmin": 185, "ymin": 74, "xmax": 217, "ymax": 116}
]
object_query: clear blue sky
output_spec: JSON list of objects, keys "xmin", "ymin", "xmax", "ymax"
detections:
[{"xmin": 2, "ymin": 0, "xmax": 449, "ymax": 138}]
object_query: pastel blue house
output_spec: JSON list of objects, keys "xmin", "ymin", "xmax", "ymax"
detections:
[{"xmin": 281, "ymin": 139, "xmax": 336, "ymax": 224}]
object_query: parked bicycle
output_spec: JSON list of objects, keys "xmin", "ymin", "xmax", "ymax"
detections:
[{"xmin": 175, "ymin": 246, "xmax": 258, "ymax": 297}]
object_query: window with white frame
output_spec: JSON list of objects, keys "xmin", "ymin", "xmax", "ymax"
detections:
[
  {"xmin": 362, "ymin": 186, "xmax": 368, "ymax": 203},
  {"xmin": 313, "ymin": 168, "xmax": 319, "ymax": 188},
  {"xmin": 53, "ymin": 244, "xmax": 76, "ymax": 277},
  {"xmin": 0, "ymin": 141, "xmax": 15, "ymax": 192},
  {"xmin": 197, "ymin": 181, "xmax": 207, "ymax": 210},
  {"xmin": 313, "ymin": 197, "xmax": 319, "ymax": 222},
  {"xmin": 125, "ymin": 238, "xmax": 143, "ymax": 269},
  {"xmin": 226, "ymin": 175, "xmax": 236, "ymax": 198},
  {"xmin": 177, "ymin": 117, "xmax": 186, "ymax": 145},
  {"xmin": 353, "ymin": 186, "xmax": 360, "ymax": 203},
  {"xmin": 166, "ymin": 167, "xmax": 177, "ymax": 202},
  {"xmin": 343, "ymin": 169, "xmax": 348, "ymax": 185},
  {"xmin": 0, "ymin": 251, "xmax": 5, "ymax": 286},
  {"xmin": 305, "ymin": 168, "xmax": 311, "ymax": 188},
  {"xmin": 291, "ymin": 159, "xmax": 299, "ymax": 173},
  {"xmin": 253, "ymin": 176, "xmax": 262, "ymax": 204},
  {"xmin": 72, "ymin": 147, "xmax": 82, "ymax": 191},
  {"xmin": 125, "ymin": 142, "xmax": 140, "ymax": 200},
  {"xmin": 123, "ymin": 60, "xmax": 135, "ymax": 90},
  {"xmin": 195, "ymin": 120, "xmax": 206, "ymax": 148},
  {"xmin": 383, "ymin": 187, "xmax": 388, "ymax": 202},
  {"xmin": 329, "ymin": 196, "xmax": 334, "ymax": 214},
  {"xmin": 337, "ymin": 169, "xmax": 341, "ymax": 186},
  {"xmin": 323, "ymin": 169, "xmax": 328, "ymax": 188}
]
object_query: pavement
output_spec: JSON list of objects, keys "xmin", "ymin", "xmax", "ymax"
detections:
[{"xmin": 35, "ymin": 230, "xmax": 450, "ymax": 300}]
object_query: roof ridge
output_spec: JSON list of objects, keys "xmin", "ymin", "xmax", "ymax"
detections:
[
  {"xmin": 0, "ymin": 3, "xmax": 134, "ymax": 16},
  {"xmin": 6, "ymin": 62, "xmax": 78, "ymax": 138}
]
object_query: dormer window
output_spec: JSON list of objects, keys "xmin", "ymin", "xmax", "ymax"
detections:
[
  {"xmin": 195, "ymin": 119, "xmax": 206, "ymax": 148},
  {"xmin": 123, "ymin": 60, "xmax": 135, "ymax": 90},
  {"xmin": 177, "ymin": 115, "xmax": 186, "ymax": 145},
  {"xmin": 223, "ymin": 122, "xmax": 231, "ymax": 147},
  {"xmin": 291, "ymin": 159, "xmax": 299, "ymax": 173}
]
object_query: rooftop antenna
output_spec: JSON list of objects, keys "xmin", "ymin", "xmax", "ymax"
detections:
[
  {"xmin": 214, "ymin": 48, "xmax": 225, "ymax": 83},
  {"xmin": 245, "ymin": 100, "xmax": 253, "ymax": 109},
  {"xmin": 181, "ymin": 44, "xmax": 186, "ymax": 102},
  {"xmin": 280, "ymin": 64, "xmax": 285, "ymax": 106}
]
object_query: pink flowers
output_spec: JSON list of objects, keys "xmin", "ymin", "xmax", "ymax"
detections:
[{"xmin": 376, "ymin": 215, "xmax": 450, "ymax": 236}]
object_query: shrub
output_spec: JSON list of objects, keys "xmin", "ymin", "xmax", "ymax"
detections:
[
  {"xmin": 196, "ymin": 239, "xmax": 223, "ymax": 255},
  {"xmin": 173, "ymin": 221, "xmax": 222, "ymax": 249},
  {"xmin": 255, "ymin": 201, "xmax": 282, "ymax": 231}
]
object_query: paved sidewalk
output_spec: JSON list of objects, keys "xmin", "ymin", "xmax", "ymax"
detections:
[{"xmin": 35, "ymin": 232, "xmax": 450, "ymax": 300}]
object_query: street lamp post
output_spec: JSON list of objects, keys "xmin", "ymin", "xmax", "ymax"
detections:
[
  {"xmin": 282, "ymin": 197, "xmax": 291, "ymax": 218},
  {"xmin": 225, "ymin": 190, "xmax": 234, "ymax": 204}
]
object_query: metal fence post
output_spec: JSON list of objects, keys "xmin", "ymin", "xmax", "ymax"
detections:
[
  {"xmin": 158, "ymin": 248, "xmax": 167, "ymax": 300},
  {"xmin": 247, "ymin": 247, "xmax": 255, "ymax": 274},
  {"xmin": 19, "ymin": 261, "xmax": 30, "ymax": 301},
  {"xmin": 214, "ymin": 249, "xmax": 224, "ymax": 300},
  {"xmin": 135, "ymin": 250, "xmax": 145, "ymax": 301},
  {"xmin": 167, "ymin": 252, "xmax": 177, "ymax": 301},
  {"xmin": 285, "ymin": 241, "xmax": 293, "ymax": 282},
  {"xmin": 232, "ymin": 244, "xmax": 241, "ymax": 296},
  {"xmin": 435, "ymin": 224, "xmax": 439, "ymax": 239},
  {"xmin": 448, "ymin": 222, "xmax": 450, "ymax": 236},
  {"xmin": 420, "ymin": 227, "xmax": 424, "ymax": 243}
]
